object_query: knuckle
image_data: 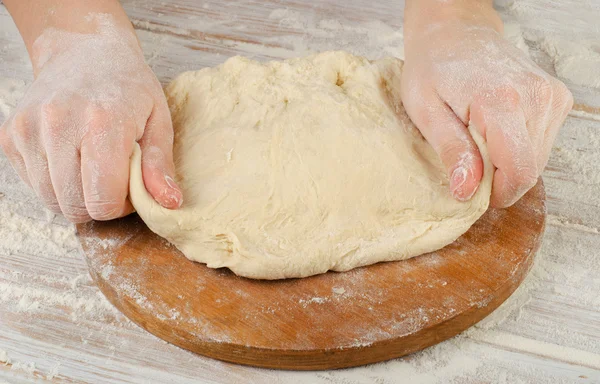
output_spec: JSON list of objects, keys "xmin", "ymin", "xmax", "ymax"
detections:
[
  {"xmin": 141, "ymin": 144, "xmax": 164, "ymax": 165},
  {"xmin": 40, "ymin": 101, "xmax": 59, "ymax": 120},
  {"xmin": 552, "ymin": 79, "xmax": 571, "ymax": 98},
  {"xmin": 437, "ymin": 140, "xmax": 470, "ymax": 165},
  {"xmin": 513, "ymin": 165, "xmax": 538, "ymax": 190},
  {"xmin": 87, "ymin": 200, "xmax": 123, "ymax": 221},
  {"xmin": 86, "ymin": 105, "xmax": 111, "ymax": 125},
  {"xmin": 12, "ymin": 111, "xmax": 29, "ymax": 127},
  {"xmin": 554, "ymin": 81, "xmax": 574, "ymax": 113},
  {"xmin": 40, "ymin": 101, "xmax": 68, "ymax": 133},
  {"xmin": 11, "ymin": 112, "xmax": 31, "ymax": 140},
  {"xmin": 82, "ymin": 109, "xmax": 134, "ymax": 150},
  {"xmin": 500, "ymin": 86, "xmax": 521, "ymax": 105},
  {"xmin": 400, "ymin": 87, "xmax": 433, "ymax": 127},
  {"xmin": 537, "ymin": 76, "xmax": 553, "ymax": 96},
  {"xmin": 476, "ymin": 85, "xmax": 521, "ymax": 112},
  {"xmin": 527, "ymin": 74, "xmax": 553, "ymax": 103},
  {"xmin": 82, "ymin": 106, "xmax": 113, "ymax": 137},
  {"xmin": 565, "ymin": 90, "xmax": 574, "ymax": 111}
]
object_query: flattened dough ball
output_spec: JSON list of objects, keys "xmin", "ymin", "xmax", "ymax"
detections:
[{"xmin": 129, "ymin": 51, "xmax": 493, "ymax": 280}]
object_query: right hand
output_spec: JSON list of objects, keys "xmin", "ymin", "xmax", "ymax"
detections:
[
  {"xmin": 401, "ymin": 0, "xmax": 573, "ymax": 207},
  {"xmin": 0, "ymin": 15, "xmax": 182, "ymax": 223}
]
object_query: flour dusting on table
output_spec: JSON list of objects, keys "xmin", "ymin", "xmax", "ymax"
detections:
[
  {"xmin": 509, "ymin": 1, "xmax": 600, "ymax": 89},
  {"xmin": 1, "ymin": 1, "xmax": 599, "ymax": 382}
]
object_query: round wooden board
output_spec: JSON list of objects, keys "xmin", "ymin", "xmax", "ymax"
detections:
[{"xmin": 77, "ymin": 180, "xmax": 546, "ymax": 370}]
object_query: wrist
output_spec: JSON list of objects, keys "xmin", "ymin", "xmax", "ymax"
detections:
[
  {"xmin": 404, "ymin": 0, "xmax": 503, "ymax": 44},
  {"xmin": 5, "ymin": 0, "xmax": 140, "ymax": 76},
  {"xmin": 31, "ymin": 14, "xmax": 143, "ymax": 77}
]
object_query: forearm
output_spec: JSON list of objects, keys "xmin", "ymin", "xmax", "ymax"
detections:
[
  {"xmin": 4, "ymin": 0, "xmax": 136, "ymax": 71},
  {"xmin": 404, "ymin": 0, "xmax": 502, "ymax": 44}
]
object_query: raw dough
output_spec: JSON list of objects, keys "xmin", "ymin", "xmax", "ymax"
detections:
[{"xmin": 129, "ymin": 51, "xmax": 493, "ymax": 280}]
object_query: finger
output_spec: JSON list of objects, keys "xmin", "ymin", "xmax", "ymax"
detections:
[
  {"xmin": 520, "ymin": 75, "xmax": 554, "ymax": 152},
  {"xmin": 138, "ymin": 101, "xmax": 183, "ymax": 209},
  {"xmin": 3, "ymin": 149, "xmax": 30, "ymax": 188},
  {"xmin": 8, "ymin": 112, "xmax": 61, "ymax": 212},
  {"xmin": 20, "ymin": 144, "xmax": 61, "ymax": 214},
  {"xmin": 537, "ymin": 81, "xmax": 573, "ymax": 172},
  {"xmin": 0, "ymin": 122, "xmax": 31, "ymax": 187},
  {"xmin": 81, "ymin": 115, "xmax": 134, "ymax": 221},
  {"xmin": 38, "ymin": 102, "xmax": 91, "ymax": 223},
  {"xmin": 404, "ymin": 91, "xmax": 484, "ymax": 201},
  {"xmin": 47, "ymin": 144, "xmax": 91, "ymax": 223},
  {"xmin": 471, "ymin": 90, "xmax": 538, "ymax": 208}
]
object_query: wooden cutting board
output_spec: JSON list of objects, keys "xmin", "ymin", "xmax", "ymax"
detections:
[{"xmin": 77, "ymin": 180, "xmax": 546, "ymax": 370}]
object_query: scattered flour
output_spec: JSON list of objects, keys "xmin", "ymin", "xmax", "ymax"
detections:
[
  {"xmin": 46, "ymin": 363, "xmax": 61, "ymax": 380},
  {"xmin": 0, "ymin": 194, "xmax": 121, "ymax": 380},
  {"xmin": 0, "ymin": 2, "xmax": 599, "ymax": 383},
  {"xmin": 539, "ymin": 38, "xmax": 600, "ymax": 89},
  {"xmin": 332, "ymin": 287, "xmax": 346, "ymax": 295},
  {"xmin": 0, "ymin": 199, "xmax": 79, "ymax": 258},
  {"xmin": 508, "ymin": 1, "xmax": 600, "ymax": 89},
  {"xmin": 0, "ymin": 199, "xmax": 119, "ymax": 319},
  {"xmin": 298, "ymin": 297, "xmax": 329, "ymax": 307},
  {"xmin": 10, "ymin": 361, "xmax": 36, "ymax": 376},
  {"xmin": 551, "ymin": 118, "xmax": 600, "ymax": 188},
  {"xmin": 0, "ymin": 281, "xmax": 115, "ymax": 316}
]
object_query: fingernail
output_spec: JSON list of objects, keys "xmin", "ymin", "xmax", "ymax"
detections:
[
  {"xmin": 450, "ymin": 166, "xmax": 468, "ymax": 201},
  {"xmin": 165, "ymin": 175, "xmax": 178, "ymax": 190},
  {"xmin": 164, "ymin": 175, "xmax": 183, "ymax": 208}
]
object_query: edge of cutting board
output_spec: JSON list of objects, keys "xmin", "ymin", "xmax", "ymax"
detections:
[{"xmin": 78, "ymin": 180, "xmax": 546, "ymax": 370}]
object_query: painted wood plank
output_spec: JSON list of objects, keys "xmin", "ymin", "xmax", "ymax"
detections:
[{"xmin": 0, "ymin": 0, "xmax": 599, "ymax": 382}]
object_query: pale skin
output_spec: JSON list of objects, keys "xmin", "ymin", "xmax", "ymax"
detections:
[{"xmin": 0, "ymin": 0, "xmax": 573, "ymax": 223}]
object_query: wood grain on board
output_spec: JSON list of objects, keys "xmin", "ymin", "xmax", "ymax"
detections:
[{"xmin": 77, "ymin": 182, "xmax": 546, "ymax": 370}]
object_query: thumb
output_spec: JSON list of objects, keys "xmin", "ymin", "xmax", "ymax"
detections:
[
  {"xmin": 138, "ymin": 103, "xmax": 183, "ymax": 210},
  {"xmin": 407, "ymin": 94, "xmax": 484, "ymax": 201}
]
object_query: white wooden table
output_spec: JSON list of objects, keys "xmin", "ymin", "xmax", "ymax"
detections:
[{"xmin": 1, "ymin": 1, "xmax": 599, "ymax": 383}]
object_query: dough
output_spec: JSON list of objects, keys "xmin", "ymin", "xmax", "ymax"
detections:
[{"xmin": 129, "ymin": 51, "xmax": 492, "ymax": 280}]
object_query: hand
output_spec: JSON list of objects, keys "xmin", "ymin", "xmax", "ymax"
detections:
[
  {"xmin": 402, "ymin": 1, "xmax": 573, "ymax": 207},
  {"xmin": 0, "ymin": 14, "xmax": 182, "ymax": 222}
]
